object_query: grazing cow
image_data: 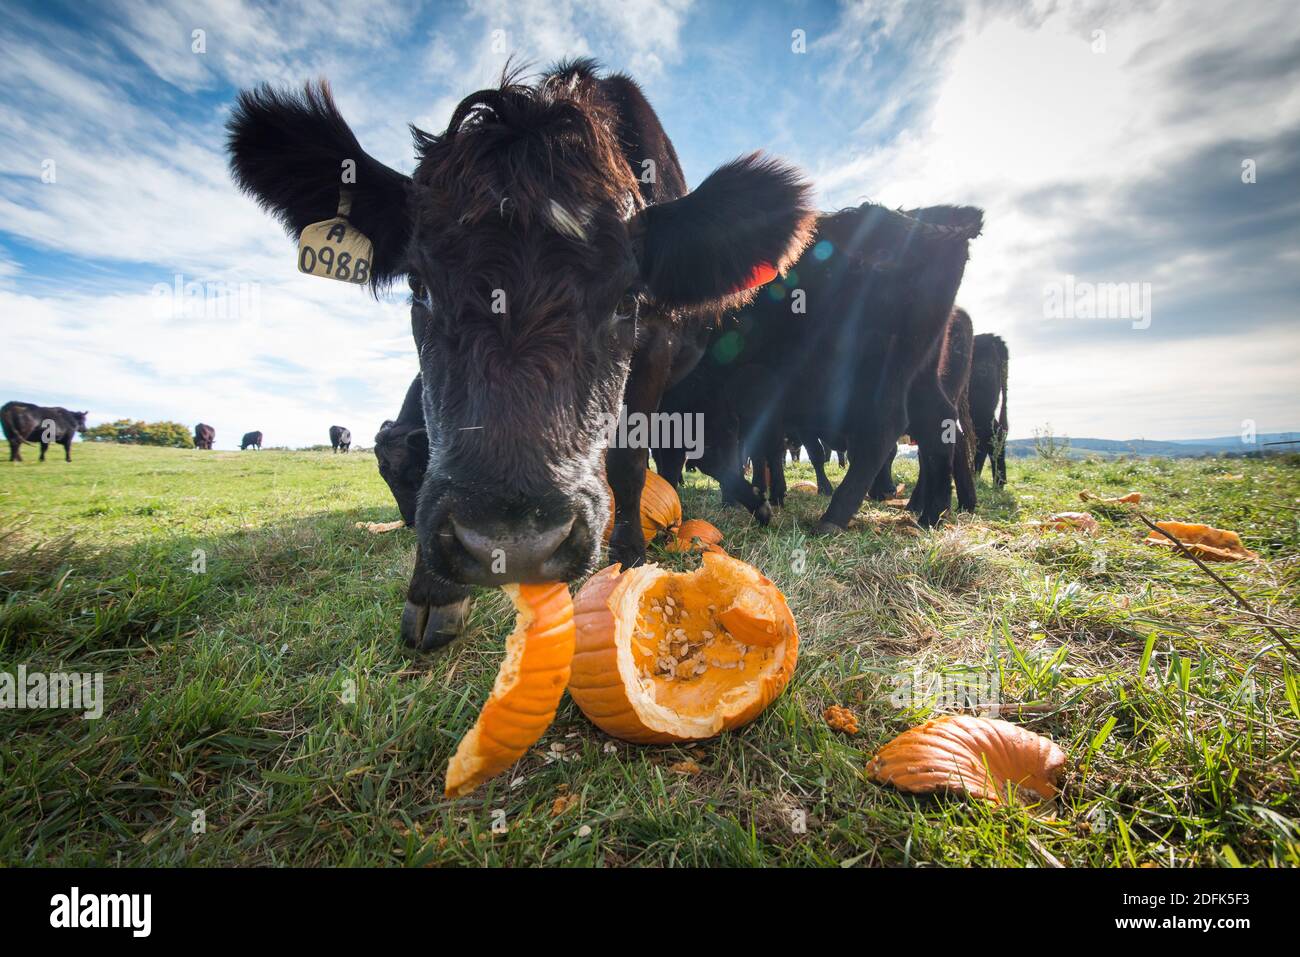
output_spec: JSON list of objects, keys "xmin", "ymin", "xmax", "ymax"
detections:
[
  {"xmin": 240, "ymin": 431, "xmax": 263, "ymax": 450},
  {"xmin": 717, "ymin": 202, "xmax": 982, "ymax": 530},
  {"xmin": 228, "ymin": 58, "xmax": 814, "ymax": 650},
  {"xmin": 329, "ymin": 425, "xmax": 352, "ymax": 453},
  {"xmin": 2, "ymin": 402, "xmax": 87, "ymax": 462},
  {"xmin": 870, "ymin": 306, "xmax": 978, "ymax": 514},
  {"xmin": 194, "ymin": 423, "xmax": 215, "ymax": 449},
  {"xmin": 374, "ymin": 374, "xmax": 429, "ymax": 528},
  {"xmin": 970, "ymin": 333, "xmax": 1009, "ymax": 487}
]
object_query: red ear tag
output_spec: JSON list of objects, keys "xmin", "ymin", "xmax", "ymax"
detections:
[{"xmin": 740, "ymin": 261, "xmax": 778, "ymax": 290}]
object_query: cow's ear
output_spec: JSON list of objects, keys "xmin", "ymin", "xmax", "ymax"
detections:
[
  {"xmin": 633, "ymin": 153, "xmax": 815, "ymax": 310},
  {"xmin": 227, "ymin": 82, "xmax": 412, "ymax": 290}
]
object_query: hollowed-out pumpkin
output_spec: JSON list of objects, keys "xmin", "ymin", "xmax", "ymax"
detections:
[
  {"xmin": 444, "ymin": 582, "xmax": 575, "ymax": 797},
  {"xmin": 604, "ymin": 468, "xmax": 682, "ymax": 544},
  {"xmin": 569, "ymin": 551, "xmax": 798, "ymax": 743},
  {"xmin": 1143, "ymin": 521, "xmax": 1258, "ymax": 562}
]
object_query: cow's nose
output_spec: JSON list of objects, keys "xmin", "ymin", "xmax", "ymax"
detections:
[{"xmin": 449, "ymin": 514, "xmax": 579, "ymax": 583}]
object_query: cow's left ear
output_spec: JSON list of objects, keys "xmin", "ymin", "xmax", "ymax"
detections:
[
  {"xmin": 632, "ymin": 152, "xmax": 815, "ymax": 310},
  {"xmin": 227, "ymin": 82, "xmax": 412, "ymax": 291}
]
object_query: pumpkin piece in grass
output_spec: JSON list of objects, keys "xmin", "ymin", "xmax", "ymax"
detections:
[
  {"xmin": 569, "ymin": 551, "xmax": 798, "ymax": 744},
  {"xmin": 603, "ymin": 469, "xmax": 683, "ymax": 544},
  {"xmin": 1143, "ymin": 521, "xmax": 1258, "ymax": 562},
  {"xmin": 1079, "ymin": 489, "xmax": 1141, "ymax": 504},
  {"xmin": 867, "ymin": 715, "xmax": 1066, "ymax": 804},
  {"xmin": 444, "ymin": 582, "xmax": 575, "ymax": 797},
  {"xmin": 666, "ymin": 518, "xmax": 725, "ymax": 554},
  {"xmin": 1032, "ymin": 511, "xmax": 1099, "ymax": 534}
]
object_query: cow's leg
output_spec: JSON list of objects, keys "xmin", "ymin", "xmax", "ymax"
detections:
[
  {"xmin": 653, "ymin": 446, "xmax": 686, "ymax": 488},
  {"xmin": 974, "ymin": 442, "xmax": 988, "ymax": 479},
  {"xmin": 807, "ymin": 438, "xmax": 834, "ymax": 496},
  {"xmin": 608, "ymin": 334, "xmax": 674, "ymax": 571},
  {"xmin": 868, "ymin": 445, "xmax": 897, "ymax": 500},
  {"xmin": 836, "ymin": 449, "xmax": 847, "ymax": 467},
  {"xmin": 39, "ymin": 441, "xmax": 49, "ymax": 462},
  {"xmin": 993, "ymin": 433, "xmax": 1008, "ymax": 488},
  {"xmin": 760, "ymin": 432, "xmax": 787, "ymax": 507},
  {"xmin": 8, "ymin": 439, "xmax": 20, "ymax": 462},
  {"xmin": 62, "ymin": 438, "xmax": 73, "ymax": 462},
  {"xmin": 816, "ymin": 397, "xmax": 907, "ymax": 531},
  {"xmin": 400, "ymin": 544, "xmax": 473, "ymax": 652}
]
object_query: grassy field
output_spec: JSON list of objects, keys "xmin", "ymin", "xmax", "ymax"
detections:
[{"xmin": 2, "ymin": 443, "xmax": 1297, "ymax": 867}]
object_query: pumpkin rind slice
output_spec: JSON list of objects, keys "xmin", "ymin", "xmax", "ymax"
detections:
[
  {"xmin": 1143, "ymin": 521, "xmax": 1258, "ymax": 562},
  {"xmin": 444, "ymin": 582, "xmax": 575, "ymax": 797},
  {"xmin": 867, "ymin": 715, "xmax": 1067, "ymax": 804},
  {"xmin": 570, "ymin": 551, "xmax": 798, "ymax": 743}
]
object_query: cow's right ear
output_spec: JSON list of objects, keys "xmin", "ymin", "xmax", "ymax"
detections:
[
  {"xmin": 227, "ymin": 82, "xmax": 412, "ymax": 290},
  {"xmin": 405, "ymin": 429, "xmax": 428, "ymax": 458}
]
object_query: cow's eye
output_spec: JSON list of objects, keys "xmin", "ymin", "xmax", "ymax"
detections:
[
  {"xmin": 409, "ymin": 275, "xmax": 430, "ymax": 305},
  {"xmin": 614, "ymin": 291, "xmax": 640, "ymax": 321}
]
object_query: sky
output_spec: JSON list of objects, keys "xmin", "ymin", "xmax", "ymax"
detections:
[{"xmin": 0, "ymin": 0, "xmax": 1296, "ymax": 449}]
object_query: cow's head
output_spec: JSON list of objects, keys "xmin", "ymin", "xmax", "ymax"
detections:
[
  {"xmin": 374, "ymin": 419, "xmax": 428, "ymax": 527},
  {"xmin": 228, "ymin": 68, "xmax": 813, "ymax": 586},
  {"xmin": 72, "ymin": 412, "xmax": 88, "ymax": 433}
]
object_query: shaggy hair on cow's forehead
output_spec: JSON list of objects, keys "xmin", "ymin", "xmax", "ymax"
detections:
[{"xmin": 409, "ymin": 62, "xmax": 642, "ymax": 236}]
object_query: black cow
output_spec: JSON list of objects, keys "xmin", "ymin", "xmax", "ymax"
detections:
[
  {"xmin": 970, "ymin": 333, "xmax": 1009, "ymax": 487},
  {"xmin": 329, "ymin": 425, "xmax": 352, "ymax": 453},
  {"xmin": 870, "ymin": 306, "xmax": 978, "ymax": 515},
  {"xmin": 240, "ymin": 431, "xmax": 263, "ymax": 450},
  {"xmin": 2, "ymin": 402, "xmax": 87, "ymax": 462},
  {"xmin": 194, "ymin": 423, "xmax": 215, "ymax": 449},
  {"xmin": 228, "ymin": 58, "xmax": 814, "ymax": 650},
  {"xmin": 374, "ymin": 374, "xmax": 429, "ymax": 528}
]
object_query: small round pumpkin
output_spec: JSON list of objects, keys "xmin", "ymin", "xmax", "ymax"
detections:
[
  {"xmin": 444, "ymin": 582, "xmax": 575, "ymax": 797},
  {"xmin": 604, "ymin": 468, "xmax": 683, "ymax": 544},
  {"xmin": 569, "ymin": 551, "xmax": 798, "ymax": 743},
  {"xmin": 666, "ymin": 518, "xmax": 724, "ymax": 553}
]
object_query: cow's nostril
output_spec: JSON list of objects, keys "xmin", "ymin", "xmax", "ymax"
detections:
[{"xmin": 448, "ymin": 514, "xmax": 577, "ymax": 579}]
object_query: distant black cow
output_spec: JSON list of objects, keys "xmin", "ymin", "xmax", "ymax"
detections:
[
  {"xmin": 240, "ymin": 431, "xmax": 263, "ymax": 450},
  {"xmin": 2, "ymin": 402, "xmax": 87, "ymax": 462},
  {"xmin": 970, "ymin": 334, "xmax": 1009, "ymax": 487},
  {"xmin": 329, "ymin": 425, "xmax": 352, "ymax": 453},
  {"xmin": 194, "ymin": 423, "xmax": 215, "ymax": 449},
  {"xmin": 870, "ymin": 306, "xmax": 978, "ymax": 514},
  {"xmin": 374, "ymin": 375, "xmax": 428, "ymax": 527}
]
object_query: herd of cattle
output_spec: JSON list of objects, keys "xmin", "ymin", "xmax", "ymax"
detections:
[{"xmin": 8, "ymin": 59, "xmax": 1014, "ymax": 653}]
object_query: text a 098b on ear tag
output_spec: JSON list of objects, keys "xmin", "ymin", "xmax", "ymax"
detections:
[{"xmin": 298, "ymin": 217, "xmax": 374, "ymax": 285}]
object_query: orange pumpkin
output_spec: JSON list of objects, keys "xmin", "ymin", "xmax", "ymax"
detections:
[
  {"xmin": 867, "ymin": 715, "xmax": 1066, "ymax": 804},
  {"xmin": 604, "ymin": 469, "xmax": 682, "ymax": 544},
  {"xmin": 666, "ymin": 518, "xmax": 724, "ymax": 553},
  {"xmin": 1079, "ymin": 490, "xmax": 1141, "ymax": 504},
  {"xmin": 569, "ymin": 551, "xmax": 798, "ymax": 743},
  {"xmin": 444, "ymin": 582, "xmax": 575, "ymax": 797}
]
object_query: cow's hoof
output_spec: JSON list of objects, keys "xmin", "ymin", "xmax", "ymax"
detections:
[
  {"xmin": 609, "ymin": 542, "xmax": 647, "ymax": 573},
  {"xmin": 754, "ymin": 502, "xmax": 772, "ymax": 526},
  {"xmin": 400, "ymin": 597, "xmax": 469, "ymax": 653},
  {"xmin": 812, "ymin": 520, "xmax": 847, "ymax": 536}
]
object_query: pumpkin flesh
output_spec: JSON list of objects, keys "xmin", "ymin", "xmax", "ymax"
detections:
[{"xmin": 571, "ymin": 552, "xmax": 797, "ymax": 743}]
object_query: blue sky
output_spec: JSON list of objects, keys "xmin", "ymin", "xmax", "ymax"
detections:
[{"xmin": 1, "ymin": 0, "xmax": 1296, "ymax": 449}]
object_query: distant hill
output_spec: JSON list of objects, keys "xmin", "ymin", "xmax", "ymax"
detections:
[{"xmin": 1005, "ymin": 432, "xmax": 1300, "ymax": 459}]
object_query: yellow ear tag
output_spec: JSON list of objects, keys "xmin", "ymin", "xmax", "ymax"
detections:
[{"xmin": 297, "ymin": 191, "xmax": 374, "ymax": 285}]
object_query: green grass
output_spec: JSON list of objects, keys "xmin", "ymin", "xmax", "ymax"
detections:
[{"xmin": 2, "ymin": 443, "xmax": 1297, "ymax": 866}]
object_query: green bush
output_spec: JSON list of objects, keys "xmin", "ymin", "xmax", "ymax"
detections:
[{"xmin": 84, "ymin": 419, "xmax": 195, "ymax": 448}]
